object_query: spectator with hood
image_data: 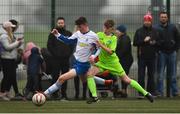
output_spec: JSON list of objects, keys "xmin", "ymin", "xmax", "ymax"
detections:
[{"xmin": 116, "ymin": 24, "xmax": 133, "ymax": 98}]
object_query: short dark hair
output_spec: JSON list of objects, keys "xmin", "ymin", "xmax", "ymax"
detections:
[
  {"xmin": 159, "ymin": 11, "xmax": 168, "ymax": 16},
  {"xmin": 56, "ymin": 17, "xmax": 65, "ymax": 21},
  {"xmin": 104, "ymin": 19, "xmax": 115, "ymax": 29},
  {"xmin": 75, "ymin": 17, "xmax": 88, "ymax": 25}
]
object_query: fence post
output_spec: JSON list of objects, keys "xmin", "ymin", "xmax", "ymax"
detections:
[
  {"xmin": 51, "ymin": 0, "xmax": 56, "ymax": 29},
  {"xmin": 166, "ymin": 0, "xmax": 171, "ymax": 98}
]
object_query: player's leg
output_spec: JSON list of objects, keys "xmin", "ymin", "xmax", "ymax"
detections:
[
  {"xmin": 115, "ymin": 63, "xmax": 154, "ymax": 102},
  {"xmin": 81, "ymin": 70, "xmax": 112, "ymax": 95},
  {"xmin": 44, "ymin": 69, "xmax": 76, "ymax": 96},
  {"xmin": 120, "ymin": 75, "xmax": 154, "ymax": 102},
  {"xmin": 86, "ymin": 67, "xmax": 112, "ymax": 99},
  {"xmin": 94, "ymin": 76, "xmax": 113, "ymax": 86},
  {"xmin": 86, "ymin": 66, "xmax": 101, "ymax": 104},
  {"xmin": 90, "ymin": 68, "xmax": 113, "ymax": 86},
  {"xmin": 86, "ymin": 66, "xmax": 100, "ymax": 98}
]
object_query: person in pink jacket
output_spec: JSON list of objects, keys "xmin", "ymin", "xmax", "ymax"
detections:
[{"xmin": 22, "ymin": 42, "xmax": 37, "ymax": 64}]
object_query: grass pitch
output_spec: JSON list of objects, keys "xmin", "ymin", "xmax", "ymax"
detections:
[{"xmin": 0, "ymin": 98, "xmax": 180, "ymax": 113}]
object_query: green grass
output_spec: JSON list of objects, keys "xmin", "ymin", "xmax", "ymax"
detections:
[
  {"xmin": 0, "ymin": 98, "xmax": 180, "ymax": 113},
  {"xmin": 24, "ymin": 32, "xmax": 49, "ymax": 48}
]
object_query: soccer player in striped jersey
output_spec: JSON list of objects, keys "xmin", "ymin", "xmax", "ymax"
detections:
[{"xmin": 43, "ymin": 17, "xmax": 112, "ymax": 102}]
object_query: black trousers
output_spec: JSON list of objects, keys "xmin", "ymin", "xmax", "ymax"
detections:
[
  {"xmin": 120, "ymin": 62, "xmax": 131, "ymax": 90},
  {"xmin": 74, "ymin": 76, "xmax": 87, "ymax": 98},
  {"xmin": 120, "ymin": 58, "xmax": 133, "ymax": 90},
  {"xmin": 26, "ymin": 74, "xmax": 41, "ymax": 92},
  {"xmin": 138, "ymin": 58, "xmax": 155, "ymax": 94},
  {"xmin": 51, "ymin": 58, "xmax": 69, "ymax": 98},
  {"xmin": 0, "ymin": 58, "xmax": 19, "ymax": 94}
]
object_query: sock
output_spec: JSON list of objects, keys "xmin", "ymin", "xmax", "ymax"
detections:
[
  {"xmin": 87, "ymin": 76, "xmax": 97, "ymax": 97},
  {"xmin": 44, "ymin": 81, "xmax": 61, "ymax": 95},
  {"xmin": 94, "ymin": 76, "xmax": 105, "ymax": 85},
  {"xmin": 94, "ymin": 76, "xmax": 113, "ymax": 86},
  {"xmin": 130, "ymin": 79, "xmax": 148, "ymax": 96},
  {"xmin": 101, "ymin": 70, "xmax": 109, "ymax": 77},
  {"xmin": 104, "ymin": 80, "xmax": 113, "ymax": 85}
]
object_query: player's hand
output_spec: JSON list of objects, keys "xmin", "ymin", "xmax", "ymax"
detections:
[
  {"xmin": 51, "ymin": 29, "xmax": 59, "ymax": 36},
  {"xmin": 96, "ymin": 40, "xmax": 102, "ymax": 47},
  {"xmin": 89, "ymin": 55, "xmax": 95, "ymax": 64}
]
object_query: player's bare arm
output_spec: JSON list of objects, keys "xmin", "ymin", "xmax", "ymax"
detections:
[{"xmin": 96, "ymin": 40, "xmax": 113, "ymax": 55}]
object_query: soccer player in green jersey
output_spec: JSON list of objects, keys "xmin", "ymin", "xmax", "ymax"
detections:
[{"xmin": 87, "ymin": 19, "xmax": 154, "ymax": 104}]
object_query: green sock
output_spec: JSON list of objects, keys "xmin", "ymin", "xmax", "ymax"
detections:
[
  {"xmin": 130, "ymin": 79, "xmax": 148, "ymax": 96},
  {"xmin": 87, "ymin": 76, "xmax": 97, "ymax": 97}
]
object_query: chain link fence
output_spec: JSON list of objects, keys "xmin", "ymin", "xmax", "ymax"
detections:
[{"xmin": 0, "ymin": 0, "xmax": 179, "ymax": 98}]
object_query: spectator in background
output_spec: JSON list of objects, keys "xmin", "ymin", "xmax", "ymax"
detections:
[
  {"xmin": 0, "ymin": 21, "xmax": 23, "ymax": 100},
  {"xmin": 133, "ymin": 13, "xmax": 159, "ymax": 98},
  {"xmin": 40, "ymin": 48, "xmax": 53, "ymax": 75},
  {"xmin": 116, "ymin": 25, "xmax": 133, "ymax": 98},
  {"xmin": 47, "ymin": 17, "xmax": 73, "ymax": 100},
  {"xmin": 9, "ymin": 19, "xmax": 24, "ymax": 99},
  {"xmin": 22, "ymin": 42, "xmax": 40, "ymax": 98},
  {"xmin": 155, "ymin": 11, "xmax": 180, "ymax": 97},
  {"xmin": 26, "ymin": 47, "xmax": 45, "ymax": 94},
  {"xmin": 23, "ymin": 42, "xmax": 43, "ymax": 99},
  {"xmin": 22, "ymin": 42, "xmax": 37, "ymax": 65}
]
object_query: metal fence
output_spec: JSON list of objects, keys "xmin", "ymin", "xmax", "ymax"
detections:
[{"xmin": 0, "ymin": 0, "xmax": 179, "ymax": 98}]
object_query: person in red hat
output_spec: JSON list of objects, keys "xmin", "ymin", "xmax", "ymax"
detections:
[{"xmin": 133, "ymin": 13, "xmax": 160, "ymax": 98}]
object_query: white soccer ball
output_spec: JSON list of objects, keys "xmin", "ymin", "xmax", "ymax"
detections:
[{"xmin": 32, "ymin": 93, "xmax": 46, "ymax": 106}]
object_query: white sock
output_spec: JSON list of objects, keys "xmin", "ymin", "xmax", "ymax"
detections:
[
  {"xmin": 94, "ymin": 76, "xmax": 105, "ymax": 85},
  {"xmin": 44, "ymin": 82, "xmax": 61, "ymax": 95}
]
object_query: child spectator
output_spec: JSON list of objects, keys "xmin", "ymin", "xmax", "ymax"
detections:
[
  {"xmin": 22, "ymin": 42, "xmax": 36, "ymax": 64},
  {"xmin": 24, "ymin": 47, "xmax": 45, "ymax": 99}
]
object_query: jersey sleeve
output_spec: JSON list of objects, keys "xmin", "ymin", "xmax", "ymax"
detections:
[
  {"xmin": 57, "ymin": 32, "xmax": 78, "ymax": 45},
  {"xmin": 68, "ymin": 32, "xmax": 79, "ymax": 40}
]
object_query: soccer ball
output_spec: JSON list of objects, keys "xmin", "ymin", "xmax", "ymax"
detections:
[{"xmin": 32, "ymin": 93, "xmax": 46, "ymax": 106}]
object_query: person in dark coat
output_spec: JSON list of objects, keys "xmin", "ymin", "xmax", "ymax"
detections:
[
  {"xmin": 133, "ymin": 13, "xmax": 159, "ymax": 97},
  {"xmin": 47, "ymin": 17, "xmax": 73, "ymax": 100},
  {"xmin": 27, "ymin": 47, "xmax": 44, "ymax": 90},
  {"xmin": 24, "ymin": 47, "xmax": 44, "ymax": 98},
  {"xmin": 154, "ymin": 11, "xmax": 180, "ymax": 97},
  {"xmin": 40, "ymin": 48, "xmax": 53, "ymax": 75},
  {"xmin": 116, "ymin": 25, "xmax": 133, "ymax": 97}
]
